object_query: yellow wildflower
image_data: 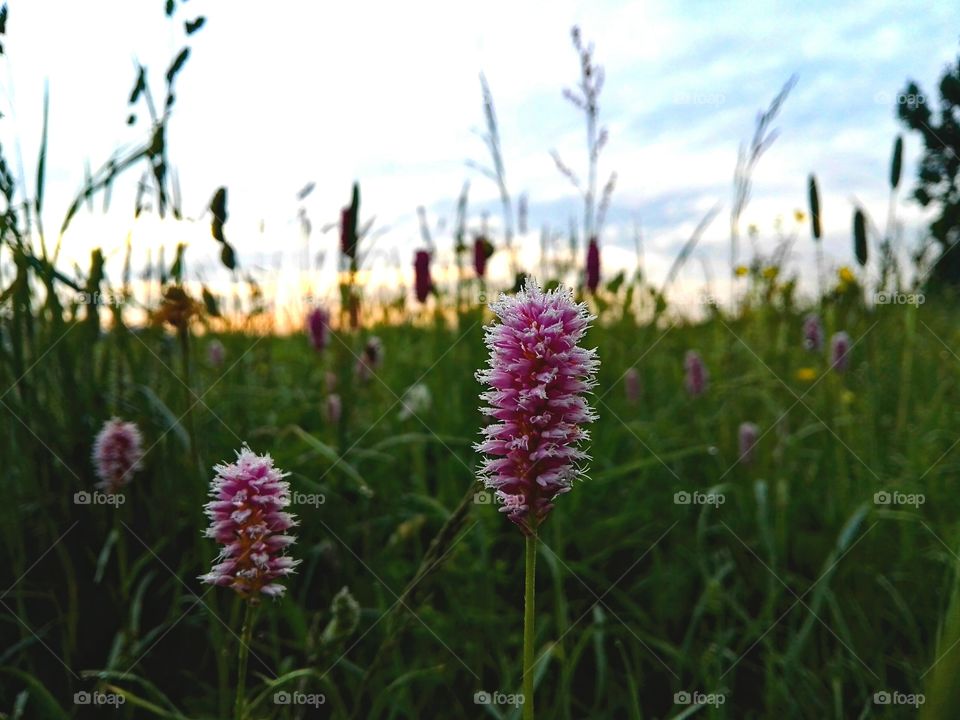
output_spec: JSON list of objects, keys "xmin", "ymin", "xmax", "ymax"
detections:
[{"xmin": 796, "ymin": 367, "xmax": 816, "ymax": 381}]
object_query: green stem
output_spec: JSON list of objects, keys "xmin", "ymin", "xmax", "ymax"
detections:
[
  {"xmin": 523, "ymin": 532, "xmax": 537, "ymax": 720},
  {"xmin": 113, "ymin": 510, "xmax": 128, "ymax": 601},
  {"xmin": 234, "ymin": 601, "xmax": 258, "ymax": 720}
]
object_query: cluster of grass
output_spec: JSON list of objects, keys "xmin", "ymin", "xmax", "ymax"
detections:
[{"xmin": 3, "ymin": 266, "xmax": 960, "ymax": 718}]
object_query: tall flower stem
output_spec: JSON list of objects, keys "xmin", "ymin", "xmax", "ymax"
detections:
[
  {"xmin": 234, "ymin": 601, "xmax": 258, "ymax": 720},
  {"xmin": 523, "ymin": 532, "xmax": 537, "ymax": 720}
]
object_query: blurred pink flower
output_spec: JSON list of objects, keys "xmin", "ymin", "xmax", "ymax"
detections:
[
  {"xmin": 474, "ymin": 236, "xmax": 490, "ymax": 278},
  {"xmin": 738, "ymin": 422, "xmax": 759, "ymax": 465},
  {"xmin": 92, "ymin": 418, "xmax": 144, "ymax": 494},
  {"xmin": 476, "ymin": 279, "xmax": 599, "ymax": 532},
  {"xmin": 414, "ymin": 250, "xmax": 433, "ymax": 303},
  {"xmin": 199, "ymin": 446, "xmax": 300, "ymax": 599},
  {"xmin": 207, "ymin": 339, "xmax": 225, "ymax": 368},
  {"xmin": 306, "ymin": 306, "xmax": 330, "ymax": 352},
  {"xmin": 356, "ymin": 336, "xmax": 383, "ymax": 382},
  {"xmin": 586, "ymin": 237, "xmax": 600, "ymax": 293},
  {"xmin": 802, "ymin": 313, "xmax": 824, "ymax": 352},
  {"xmin": 624, "ymin": 367, "xmax": 641, "ymax": 403},
  {"xmin": 326, "ymin": 394, "xmax": 342, "ymax": 424},
  {"xmin": 340, "ymin": 206, "xmax": 356, "ymax": 258},
  {"xmin": 684, "ymin": 350, "xmax": 708, "ymax": 397},
  {"xmin": 831, "ymin": 331, "xmax": 851, "ymax": 373}
]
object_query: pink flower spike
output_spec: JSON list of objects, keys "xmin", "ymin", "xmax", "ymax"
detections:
[
  {"xmin": 92, "ymin": 418, "xmax": 144, "ymax": 494},
  {"xmin": 199, "ymin": 446, "xmax": 301, "ymax": 600},
  {"xmin": 831, "ymin": 331, "xmax": 851, "ymax": 373},
  {"xmin": 414, "ymin": 249, "xmax": 433, "ymax": 303},
  {"xmin": 586, "ymin": 237, "xmax": 600, "ymax": 293},
  {"xmin": 684, "ymin": 350, "xmax": 708, "ymax": 397},
  {"xmin": 306, "ymin": 306, "xmax": 331, "ymax": 352},
  {"xmin": 474, "ymin": 236, "xmax": 489, "ymax": 278},
  {"xmin": 476, "ymin": 278, "xmax": 599, "ymax": 533}
]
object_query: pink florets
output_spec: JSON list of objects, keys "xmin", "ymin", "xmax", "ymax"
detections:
[
  {"xmin": 199, "ymin": 447, "xmax": 300, "ymax": 599},
  {"xmin": 476, "ymin": 279, "xmax": 599, "ymax": 532},
  {"xmin": 92, "ymin": 418, "xmax": 144, "ymax": 494}
]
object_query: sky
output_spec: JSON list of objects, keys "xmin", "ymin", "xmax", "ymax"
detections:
[{"xmin": 1, "ymin": 0, "xmax": 958, "ymax": 312}]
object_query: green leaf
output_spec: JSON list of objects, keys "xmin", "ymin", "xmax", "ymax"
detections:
[
  {"xmin": 136, "ymin": 384, "xmax": 190, "ymax": 450},
  {"xmin": 94, "ymin": 528, "xmax": 118, "ymax": 584},
  {"xmin": 129, "ymin": 65, "xmax": 146, "ymax": 105},
  {"xmin": 165, "ymin": 47, "xmax": 190, "ymax": 85},
  {"xmin": 210, "ymin": 186, "xmax": 228, "ymax": 243},
  {"xmin": 35, "ymin": 84, "xmax": 49, "ymax": 237},
  {"xmin": 185, "ymin": 16, "xmax": 205, "ymax": 34},
  {"xmin": 890, "ymin": 135, "xmax": 903, "ymax": 190},
  {"xmin": 169, "ymin": 242, "xmax": 186, "ymax": 283},
  {"xmin": 807, "ymin": 174, "xmax": 821, "ymax": 240},
  {"xmin": 201, "ymin": 286, "xmax": 220, "ymax": 317},
  {"xmin": 0, "ymin": 669, "xmax": 67, "ymax": 719},
  {"xmin": 220, "ymin": 243, "xmax": 236, "ymax": 270},
  {"xmin": 286, "ymin": 425, "xmax": 373, "ymax": 497},
  {"xmin": 853, "ymin": 208, "xmax": 868, "ymax": 266}
]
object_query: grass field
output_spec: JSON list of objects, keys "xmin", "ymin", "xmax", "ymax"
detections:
[{"xmin": 3, "ymin": 268, "xmax": 960, "ymax": 719}]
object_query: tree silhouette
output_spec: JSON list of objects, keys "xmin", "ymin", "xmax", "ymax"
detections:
[{"xmin": 898, "ymin": 47, "xmax": 960, "ymax": 286}]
